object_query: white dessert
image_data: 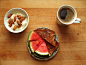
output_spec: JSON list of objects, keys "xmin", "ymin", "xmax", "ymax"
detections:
[{"xmin": 7, "ymin": 11, "xmax": 27, "ymax": 31}]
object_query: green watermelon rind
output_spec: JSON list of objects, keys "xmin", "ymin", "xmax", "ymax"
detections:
[
  {"xmin": 29, "ymin": 42, "xmax": 34, "ymax": 53},
  {"xmin": 27, "ymin": 31, "xmax": 33, "ymax": 46},
  {"xmin": 33, "ymin": 52, "xmax": 49, "ymax": 59},
  {"xmin": 35, "ymin": 50, "xmax": 49, "ymax": 56},
  {"xmin": 28, "ymin": 45, "xmax": 49, "ymax": 59},
  {"xmin": 35, "ymin": 41, "xmax": 49, "ymax": 56},
  {"xmin": 27, "ymin": 27, "xmax": 59, "ymax": 60},
  {"xmin": 30, "ymin": 50, "xmax": 49, "ymax": 59}
]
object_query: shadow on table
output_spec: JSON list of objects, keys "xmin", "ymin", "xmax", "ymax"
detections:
[
  {"xmin": 57, "ymin": 24, "xmax": 70, "ymax": 34},
  {"xmin": 30, "ymin": 50, "xmax": 60, "ymax": 62},
  {"xmin": 7, "ymin": 29, "xmax": 27, "ymax": 43}
]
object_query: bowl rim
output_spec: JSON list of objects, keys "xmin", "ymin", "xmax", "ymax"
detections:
[{"xmin": 4, "ymin": 8, "xmax": 29, "ymax": 33}]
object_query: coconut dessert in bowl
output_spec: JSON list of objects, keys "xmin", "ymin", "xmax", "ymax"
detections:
[
  {"xmin": 27, "ymin": 27, "xmax": 59, "ymax": 60},
  {"xmin": 4, "ymin": 8, "xmax": 29, "ymax": 33}
]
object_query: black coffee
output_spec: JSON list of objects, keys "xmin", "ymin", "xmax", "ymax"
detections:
[
  {"xmin": 60, "ymin": 9, "xmax": 67, "ymax": 19},
  {"xmin": 59, "ymin": 8, "xmax": 74, "ymax": 23}
]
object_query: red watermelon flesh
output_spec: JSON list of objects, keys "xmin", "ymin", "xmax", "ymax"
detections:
[
  {"xmin": 28, "ymin": 31, "xmax": 43, "ymax": 42},
  {"xmin": 35, "ymin": 41, "xmax": 49, "ymax": 55},
  {"xmin": 29, "ymin": 31, "xmax": 49, "ymax": 55},
  {"xmin": 30, "ymin": 40, "xmax": 43, "ymax": 52}
]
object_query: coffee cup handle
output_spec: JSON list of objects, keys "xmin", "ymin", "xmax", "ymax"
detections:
[{"xmin": 73, "ymin": 18, "xmax": 81, "ymax": 23}]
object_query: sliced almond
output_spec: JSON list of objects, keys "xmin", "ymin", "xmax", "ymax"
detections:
[
  {"xmin": 8, "ymin": 18, "xmax": 11, "ymax": 24},
  {"xmin": 18, "ymin": 24, "xmax": 22, "ymax": 28},
  {"xmin": 11, "ymin": 19, "xmax": 14, "ymax": 24},
  {"xmin": 9, "ymin": 23, "xmax": 12, "ymax": 27},
  {"xmin": 8, "ymin": 14, "xmax": 12, "ymax": 18},
  {"xmin": 14, "ymin": 16, "xmax": 16, "ymax": 22},
  {"xmin": 17, "ymin": 20, "xmax": 21, "ymax": 25},
  {"xmin": 13, "ymin": 25, "xmax": 17, "ymax": 30},
  {"xmin": 17, "ymin": 15, "xmax": 21, "ymax": 17},
  {"xmin": 17, "ymin": 15, "xmax": 22, "ymax": 19},
  {"xmin": 20, "ymin": 17, "xmax": 26, "ymax": 22}
]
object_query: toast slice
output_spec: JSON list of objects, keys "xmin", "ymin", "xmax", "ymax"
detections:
[{"xmin": 45, "ymin": 40, "xmax": 59, "ymax": 55}]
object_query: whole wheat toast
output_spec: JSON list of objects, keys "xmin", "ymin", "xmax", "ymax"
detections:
[{"xmin": 45, "ymin": 40, "xmax": 59, "ymax": 55}]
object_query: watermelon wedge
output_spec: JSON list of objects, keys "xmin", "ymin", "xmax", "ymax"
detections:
[
  {"xmin": 35, "ymin": 42, "xmax": 49, "ymax": 56},
  {"xmin": 28, "ymin": 31, "xmax": 43, "ymax": 42}
]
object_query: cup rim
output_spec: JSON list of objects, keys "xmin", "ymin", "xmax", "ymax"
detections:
[
  {"xmin": 57, "ymin": 5, "xmax": 77, "ymax": 25},
  {"xmin": 4, "ymin": 8, "xmax": 29, "ymax": 33}
]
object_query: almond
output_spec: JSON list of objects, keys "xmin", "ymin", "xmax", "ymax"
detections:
[
  {"xmin": 17, "ymin": 20, "xmax": 21, "ymax": 25},
  {"xmin": 18, "ymin": 16, "xmax": 22, "ymax": 19},
  {"xmin": 8, "ymin": 14, "xmax": 12, "ymax": 18},
  {"xmin": 18, "ymin": 24, "xmax": 22, "ymax": 28},
  {"xmin": 8, "ymin": 18, "xmax": 11, "ymax": 24},
  {"xmin": 13, "ymin": 25, "xmax": 17, "ymax": 30},
  {"xmin": 14, "ymin": 16, "xmax": 16, "ymax": 22},
  {"xmin": 9, "ymin": 23, "xmax": 12, "ymax": 27},
  {"xmin": 17, "ymin": 15, "xmax": 21, "ymax": 17},
  {"xmin": 20, "ymin": 17, "xmax": 26, "ymax": 22},
  {"xmin": 11, "ymin": 19, "xmax": 14, "ymax": 24},
  {"xmin": 17, "ymin": 15, "xmax": 22, "ymax": 19}
]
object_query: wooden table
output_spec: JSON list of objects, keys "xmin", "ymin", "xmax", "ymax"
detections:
[{"xmin": 0, "ymin": 0, "xmax": 86, "ymax": 65}]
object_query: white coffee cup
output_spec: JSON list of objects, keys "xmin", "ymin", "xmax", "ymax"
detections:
[{"xmin": 57, "ymin": 5, "xmax": 81, "ymax": 26}]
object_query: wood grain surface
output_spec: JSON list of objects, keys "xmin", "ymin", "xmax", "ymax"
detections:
[{"xmin": 0, "ymin": 0, "xmax": 86, "ymax": 65}]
